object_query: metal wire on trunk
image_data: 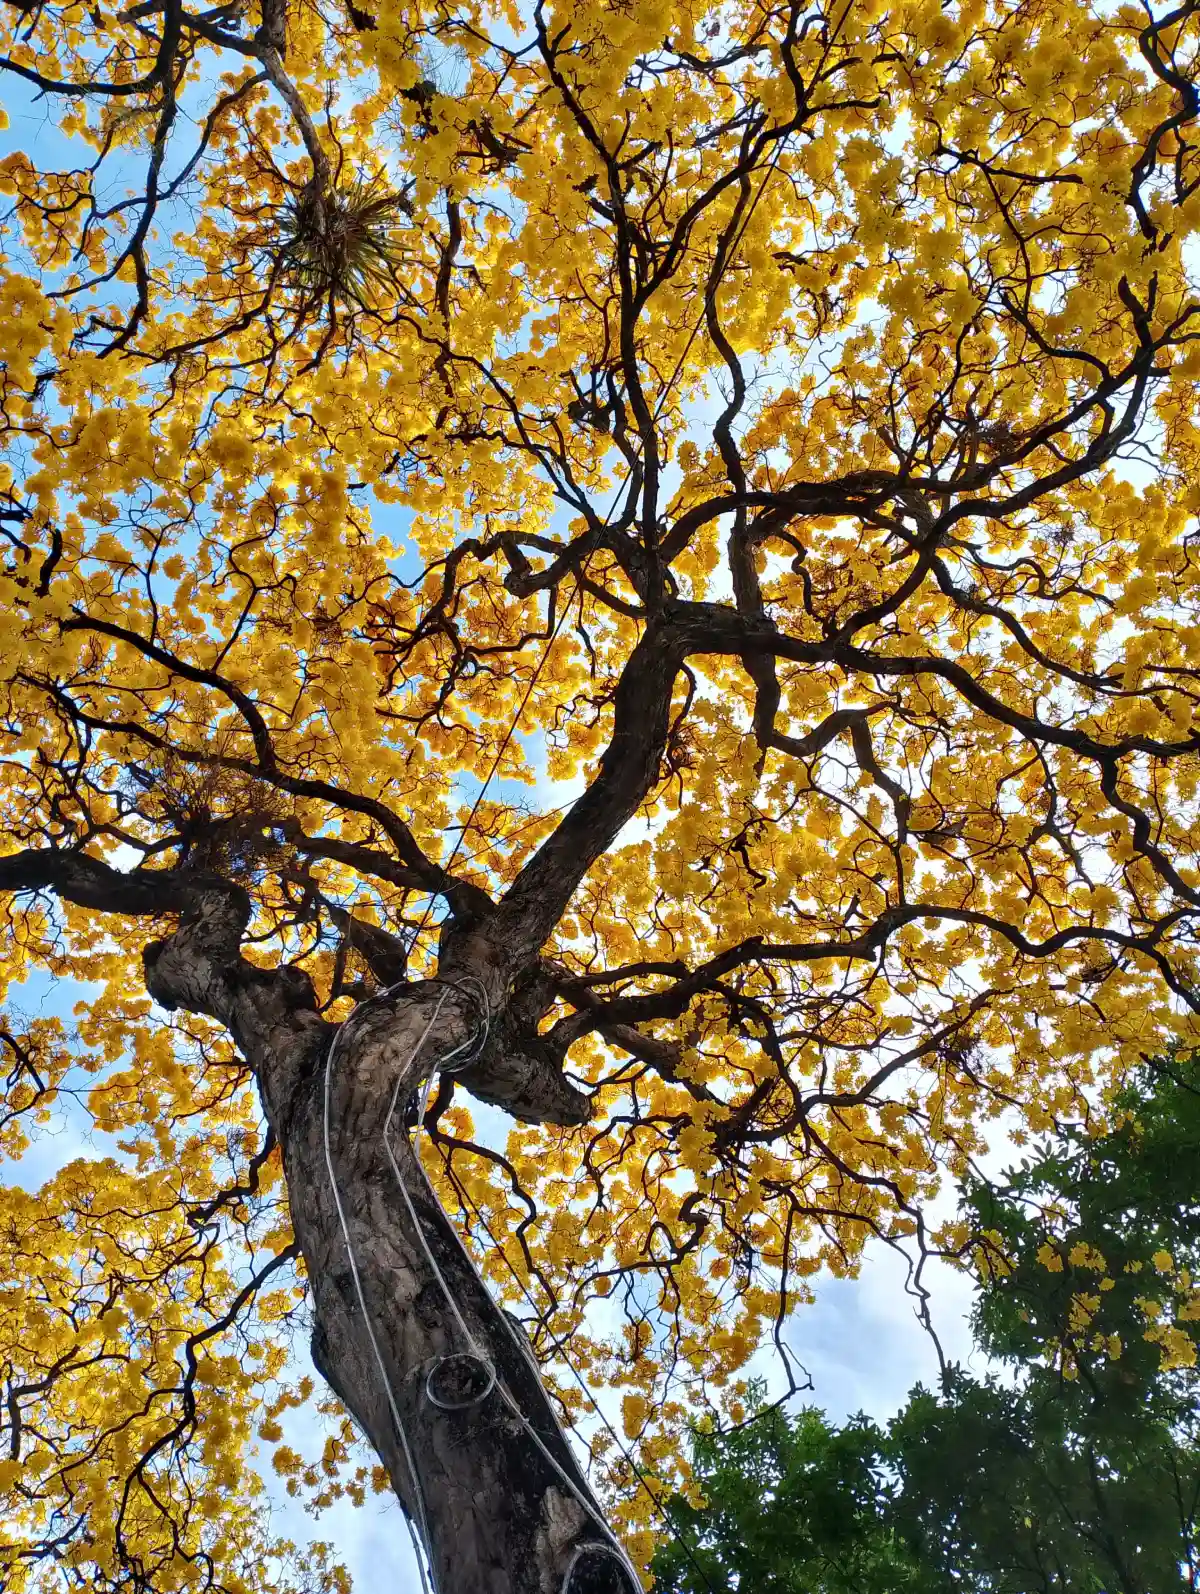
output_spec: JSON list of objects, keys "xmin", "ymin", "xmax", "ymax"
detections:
[{"xmin": 322, "ymin": 976, "xmax": 643, "ymax": 1594}]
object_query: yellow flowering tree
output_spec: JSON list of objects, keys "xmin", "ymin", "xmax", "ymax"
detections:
[{"xmin": 3, "ymin": 0, "xmax": 1200, "ymax": 1587}]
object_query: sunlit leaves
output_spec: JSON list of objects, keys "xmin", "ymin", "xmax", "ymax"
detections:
[{"xmin": 4, "ymin": 0, "xmax": 1200, "ymax": 1580}]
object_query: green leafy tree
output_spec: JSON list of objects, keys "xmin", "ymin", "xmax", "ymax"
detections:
[
  {"xmin": 650, "ymin": 1400, "xmax": 937, "ymax": 1594},
  {"xmin": 653, "ymin": 1057, "xmax": 1200, "ymax": 1593}
]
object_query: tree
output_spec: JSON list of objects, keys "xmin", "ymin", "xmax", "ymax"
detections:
[
  {"xmin": 2, "ymin": 0, "xmax": 1200, "ymax": 1586},
  {"xmin": 651, "ymin": 1401, "xmax": 935, "ymax": 1593},
  {"xmin": 653, "ymin": 1054, "xmax": 1200, "ymax": 1593}
]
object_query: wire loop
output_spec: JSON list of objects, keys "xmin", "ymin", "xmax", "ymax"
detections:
[
  {"xmin": 561, "ymin": 1542, "xmax": 635, "ymax": 1594},
  {"xmin": 424, "ymin": 1351, "xmax": 497, "ymax": 1412}
]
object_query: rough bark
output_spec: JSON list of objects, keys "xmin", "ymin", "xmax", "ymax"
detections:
[
  {"xmin": 291, "ymin": 989, "xmax": 633, "ymax": 1594},
  {"xmin": 134, "ymin": 892, "xmax": 634, "ymax": 1594}
]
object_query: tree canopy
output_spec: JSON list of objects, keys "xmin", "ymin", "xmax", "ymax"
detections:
[
  {"xmin": 3, "ymin": 0, "xmax": 1200, "ymax": 1585},
  {"xmin": 653, "ymin": 1053, "xmax": 1200, "ymax": 1593}
]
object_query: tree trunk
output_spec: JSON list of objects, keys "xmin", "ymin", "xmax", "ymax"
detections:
[
  {"xmin": 134, "ymin": 900, "xmax": 636, "ymax": 1594},
  {"xmin": 258, "ymin": 981, "xmax": 638, "ymax": 1594}
]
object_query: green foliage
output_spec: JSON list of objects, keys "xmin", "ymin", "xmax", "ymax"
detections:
[
  {"xmin": 653, "ymin": 1058, "xmax": 1200, "ymax": 1594},
  {"xmin": 968, "ymin": 1053, "xmax": 1200, "ymax": 1391},
  {"xmin": 651, "ymin": 1401, "xmax": 935, "ymax": 1594}
]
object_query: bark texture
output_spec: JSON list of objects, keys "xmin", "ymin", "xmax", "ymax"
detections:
[
  {"xmin": 291, "ymin": 990, "xmax": 632, "ymax": 1594},
  {"xmin": 136, "ymin": 891, "xmax": 635, "ymax": 1594}
]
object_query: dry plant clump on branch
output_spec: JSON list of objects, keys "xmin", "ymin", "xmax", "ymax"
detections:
[{"xmin": 271, "ymin": 176, "xmax": 415, "ymax": 309}]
